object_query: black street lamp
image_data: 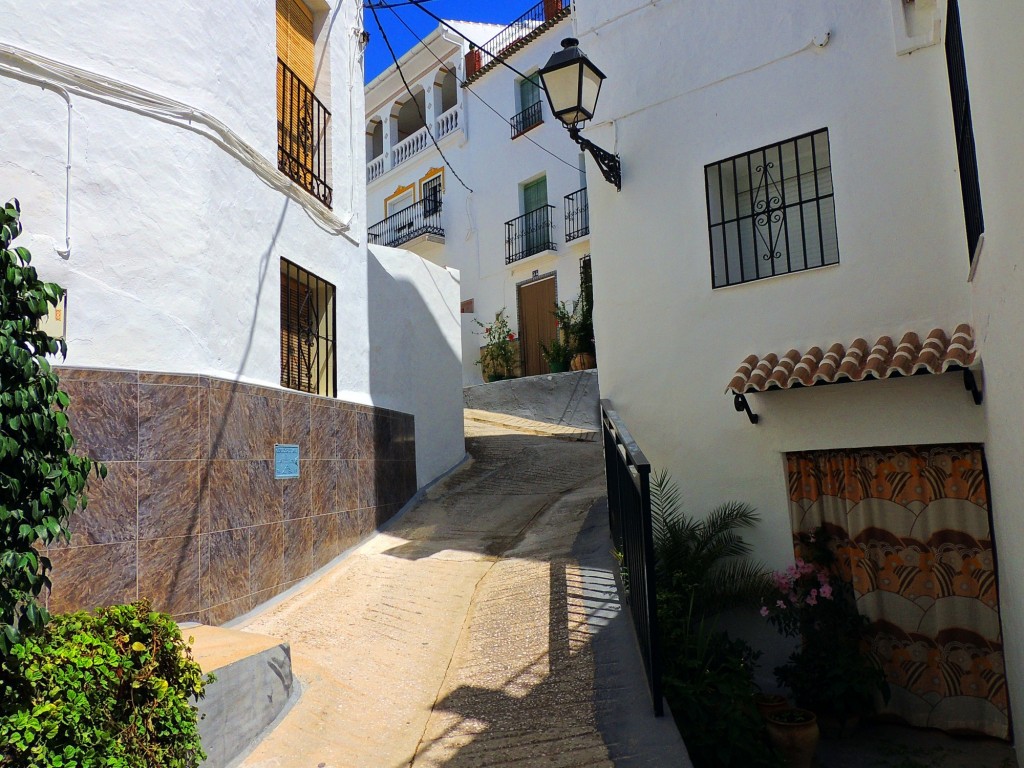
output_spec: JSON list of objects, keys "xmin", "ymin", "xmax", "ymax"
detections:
[{"xmin": 538, "ymin": 38, "xmax": 621, "ymax": 190}]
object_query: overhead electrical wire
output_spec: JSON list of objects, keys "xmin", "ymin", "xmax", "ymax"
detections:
[
  {"xmin": 367, "ymin": 2, "xmax": 474, "ymax": 193},
  {"xmin": 383, "ymin": 4, "xmax": 579, "ymax": 173},
  {"xmin": 409, "ymin": 1, "xmax": 536, "ymax": 83}
]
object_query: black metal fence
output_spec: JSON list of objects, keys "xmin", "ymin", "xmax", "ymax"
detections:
[
  {"xmin": 368, "ymin": 199, "xmax": 444, "ymax": 248},
  {"xmin": 505, "ymin": 205, "xmax": 556, "ymax": 264},
  {"xmin": 565, "ymin": 187, "xmax": 589, "ymax": 241},
  {"xmin": 466, "ymin": 0, "xmax": 571, "ymax": 81},
  {"xmin": 511, "ymin": 101, "xmax": 544, "ymax": 138},
  {"xmin": 277, "ymin": 59, "xmax": 333, "ymax": 209},
  {"xmin": 601, "ymin": 400, "xmax": 663, "ymax": 717}
]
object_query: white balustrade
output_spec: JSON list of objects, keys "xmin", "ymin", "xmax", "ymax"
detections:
[
  {"xmin": 392, "ymin": 125, "xmax": 430, "ymax": 168},
  {"xmin": 367, "ymin": 154, "xmax": 386, "ymax": 182},
  {"xmin": 435, "ymin": 106, "xmax": 460, "ymax": 139}
]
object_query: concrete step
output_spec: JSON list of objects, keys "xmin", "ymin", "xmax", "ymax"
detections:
[{"xmin": 185, "ymin": 624, "xmax": 295, "ymax": 767}]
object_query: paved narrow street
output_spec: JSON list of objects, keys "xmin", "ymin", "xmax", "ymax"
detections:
[{"xmin": 234, "ymin": 414, "xmax": 682, "ymax": 767}]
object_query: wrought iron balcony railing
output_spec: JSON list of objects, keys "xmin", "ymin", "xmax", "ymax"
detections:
[
  {"xmin": 506, "ymin": 205, "xmax": 556, "ymax": 264},
  {"xmin": 368, "ymin": 198, "xmax": 444, "ymax": 248},
  {"xmin": 510, "ymin": 101, "xmax": 544, "ymax": 139},
  {"xmin": 465, "ymin": 0, "xmax": 571, "ymax": 82},
  {"xmin": 564, "ymin": 187, "xmax": 589, "ymax": 242},
  {"xmin": 278, "ymin": 59, "xmax": 332, "ymax": 208}
]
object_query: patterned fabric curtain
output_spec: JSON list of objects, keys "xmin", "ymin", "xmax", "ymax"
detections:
[{"xmin": 786, "ymin": 445, "xmax": 1009, "ymax": 739}]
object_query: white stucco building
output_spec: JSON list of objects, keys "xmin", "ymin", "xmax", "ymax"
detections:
[
  {"xmin": 573, "ymin": 0, "xmax": 1023, "ymax": 748},
  {"xmin": 0, "ymin": 0, "xmax": 464, "ymax": 625},
  {"xmin": 365, "ymin": 0, "xmax": 594, "ymax": 385}
]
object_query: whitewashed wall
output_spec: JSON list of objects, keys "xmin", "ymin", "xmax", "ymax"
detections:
[
  {"xmin": 367, "ymin": 245, "xmax": 465, "ymax": 485},
  {"xmin": 1, "ymin": 0, "xmax": 464, "ymax": 487},
  {"xmin": 574, "ymin": 0, "xmax": 983, "ymax": 566},
  {"xmin": 365, "ymin": 15, "xmax": 593, "ymax": 385},
  {"xmin": 960, "ymin": 0, "xmax": 1024, "ymax": 750}
]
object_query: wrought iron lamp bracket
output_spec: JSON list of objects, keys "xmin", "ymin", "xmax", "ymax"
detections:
[
  {"xmin": 963, "ymin": 368, "xmax": 983, "ymax": 405},
  {"xmin": 568, "ymin": 125, "xmax": 621, "ymax": 191},
  {"xmin": 733, "ymin": 393, "xmax": 759, "ymax": 425}
]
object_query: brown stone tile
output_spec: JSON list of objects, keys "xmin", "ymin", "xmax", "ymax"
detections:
[
  {"xmin": 198, "ymin": 386, "xmax": 210, "ymax": 460},
  {"xmin": 138, "ymin": 460, "xmax": 200, "ymax": 540},
  {"xmin": 355, "ymin": 412, "xmax": 374, "ymax": 461},
  {"xmin": 206, "ymin": 461, "xmax": 253, "ymax": 531},
  {"xmin": 283, "ymin": 516, "xmax": 313, "ymax": 580},
  {"xmin": 337, "ymin": 409, "xmax": 357, "ymax": 460},
  {"xmin": 337, "ymin": 509, "xmax": 360, "ymax": 550},
  {"xmin": 311, "ymin": 461, "xmax": 338, "ymax": 518},
  {"xmin": 281, "ymin": 397, "xmax": 310, "ymax": 457},
  {"xmin": 209, "ymin": 390, "xmax": 280, "ymax": 460},
  {"xmin": 282, "ymin": 468, "xmax": 312, "ymax": 520},
  {"xmin": 310, "ymin": 404, "xmax": 338, "ymax": 460},
  {"xmin": 62, "ymin": 380, "xmax": 139, "ymax": 461},
  {"xmin": 175, "ymin": 611, "xmax": 201, "ymax": 624},
  {"xmin": 374, "ymin": 413, "xmax": 392, "ymax": 456},
  {"xmin": 357, "ymin": 460, "xmax": 377, "ymax": 510},
  {"xmin": 250, "ymin": 522, "xmax": 285, "ymax": 594},
  {"xmin": 337, "ymin": 460, "xmax": 358, "ymax": 511},
  {"xmin": 59, "ymin": 461, "xmax": 137, "ymax": 548},
  {"xmin": 310, "ymin": 513, "xmax": 339, "ymax": 570},
  {"xmin": 250, "ymin": 460, "xmax": 282, "ymax": 527},
  {"xmin": 201, "ymin": 595, "xmax": 253, "ymax": 626},
  {"xmin": 48, "ymin": 543, "xmax": 137, "ymax": 613},
  {"xmin": 138, "ymin": 536, "xmax": 199, "ymax": 615},
  {"xmin": 201, "ymin": 529, "xmax": 250, "ymax": 607},
  {"xmin": 139, "ymin": 372, "xmax": 200, "ymax": 386},
  {"xmin": 139, "ymin": 384, "xmax": 199, "ymax": 461},
  {"xmin": 57, "ymin": 367, "xmax": 137, "ymax": 383},
  {"xmin": 404, "ymin": 461, "xmax": 418, "ymax": 498}
]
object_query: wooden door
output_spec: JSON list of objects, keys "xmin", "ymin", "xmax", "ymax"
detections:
[
  {"xmin": 522, "ymin": 177, "xmax": 548, "ymax": 257},
  {"xmin": 517, "ymin": 276, "xmax": 557, "ymax": 376}
]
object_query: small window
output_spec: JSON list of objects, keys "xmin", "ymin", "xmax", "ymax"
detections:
[
  {"xmin": 422, "ymin": 175, "xmax": 442, "ymax": 217},
  {"xmin": 705, "ymin": 128, "xmax": 839, "ymax": 288},
  {"xmin": 276, "ymin": 0, "xmax": 332, "ymax": 208},
  {"xmin": 281, "ymin": 259, "xmax": 336, "ymax": 397},
  {"xmin": 511, "ymin": 74, "xmax": 544, "ymax": 138}
]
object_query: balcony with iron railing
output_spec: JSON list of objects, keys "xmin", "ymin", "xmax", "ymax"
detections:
[
  {"xmin": 278, "ymin": 59, "xmax": 332, "ymax": 208},
  {"xmin": 366, "ymin": 104, "xmax": 462, "ymax": 182},
  {"xmin": 368, "ymin": 198, "xmax": 444, "ymax": 248},
  {"xmin": 505, "ymin": 205, "xmax": 556, "ymax": 264},
  {"xmin": 510, "ymin": 101, "xmax": 544, "ymax": 139},
  {"xmin": 564, "ymin": 187, "xmax": 589, "ymax": 242},
  {"xmin": 465, "ymin": 0, "xmax": 571, "ymax": 82}
]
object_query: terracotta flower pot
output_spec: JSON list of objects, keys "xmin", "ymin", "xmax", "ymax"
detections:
[
  {"xmin": 753, "ymin": 692, "xmax": 789, "ymax": 719},
  {"xmin": 765, "ymin": 708, "xmax": 819, "ymax": 768},
  {"xmin": 570, "ymin": 352, "xmax": 596, "ymax": 371}
]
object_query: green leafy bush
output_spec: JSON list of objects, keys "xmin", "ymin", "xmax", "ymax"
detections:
[
  {"xmin": 1, "ymin": 198, "xmax": 103, "ymax": 649},
  {"xmin": 651, "ymin": 471, "xmax": 780, "ymax": 767},
  {"xmin": 0, "ymin": 601, "xmax": 213, "ymax": 767}
]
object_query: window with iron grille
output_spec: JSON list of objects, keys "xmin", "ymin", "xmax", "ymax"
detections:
[
  {"xmin": 945, "ymin": 0, "xmax": 984, "ymax": 264},
  {"xmin": 280, "ymin": 259, "xmax": 336, "ymax": 397},
  {"xmin": 705, "ymin": 128, "xmax": 839, "ymax": 288},
  {"xmin": 422, "ymin": 175, "xmax": 442, "ymax": 217}
]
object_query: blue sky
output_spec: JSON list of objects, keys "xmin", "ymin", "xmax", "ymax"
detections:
[{"xmin": 363, "ymin": 0, "xmax": 525, "ymax": 82}]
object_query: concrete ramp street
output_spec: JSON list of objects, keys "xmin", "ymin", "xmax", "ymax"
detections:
[{"xmin": 230, "ymin": 397, "xmax": 688, "ymax": 767}]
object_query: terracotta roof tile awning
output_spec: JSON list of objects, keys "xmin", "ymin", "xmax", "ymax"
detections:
[{"xmin": 726, "ymin": 324, "xmax": 976, "ymax": 395}]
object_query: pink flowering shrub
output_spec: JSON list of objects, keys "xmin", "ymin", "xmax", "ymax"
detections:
[{"xmin": 761, "ymin": 527, "xmax": 889, "ymax": 721}]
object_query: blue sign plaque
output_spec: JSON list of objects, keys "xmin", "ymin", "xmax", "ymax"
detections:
[{"xmin": 274, "ymin": 444, "xmax": 300, "ymax": 479}]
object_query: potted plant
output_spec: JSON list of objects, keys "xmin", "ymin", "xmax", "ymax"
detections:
[
  {"xmin": 475, "ymin": 309, "xmax": 517, "ymax": 382},
  {"xmin": 540, "ymin": 334, "xmax": 574, "ymax": 373},
  {"xmin": 753, "ymin": 692, "xmax": 789, "ymax": 719},
  {"xmin": 761, "ymin": 528, "xmax": 890, "ymax": 738},
  {"xmin": 764, "ymin": 707, "xmax": 819, "ymax": 768}
]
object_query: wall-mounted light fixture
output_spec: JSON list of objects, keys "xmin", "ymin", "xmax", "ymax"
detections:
[{"xmin": 538, "ymin": 38, "xmax": 621, "ymax": 190}]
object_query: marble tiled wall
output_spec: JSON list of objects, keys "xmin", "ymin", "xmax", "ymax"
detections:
[{"xmin": 47, "ymin": 368, "xmax": 417, "ymax": 625}]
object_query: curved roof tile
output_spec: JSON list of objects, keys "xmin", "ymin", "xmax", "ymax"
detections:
[{"xmin": 726, "ymin": 324, "xmax": 976, "ymax": 394}]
